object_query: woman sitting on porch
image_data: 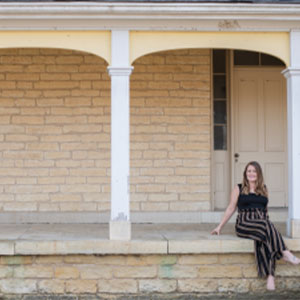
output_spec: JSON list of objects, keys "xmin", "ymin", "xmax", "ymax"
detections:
[{"xmin": 211, "ymin": 161, "xmax": 300, "ymax": 291}]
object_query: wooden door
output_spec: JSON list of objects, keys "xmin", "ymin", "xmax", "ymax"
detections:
[{"xmin": 233, "ymin": 69, "xmax": 287, "ymax": 207}]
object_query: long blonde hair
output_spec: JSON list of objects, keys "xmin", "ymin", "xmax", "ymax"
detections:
[{"xmin": 241, "ymin": 161, "xmax": 268, "ymax": 197}]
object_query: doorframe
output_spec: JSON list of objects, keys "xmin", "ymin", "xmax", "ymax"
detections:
[
  {"xmin": 230, "ymin": 56, "xmax": 287, "ymax": 204},
  {"xmin": 211, "ymin": 49, "xmax": 231, "ymax": 211}
]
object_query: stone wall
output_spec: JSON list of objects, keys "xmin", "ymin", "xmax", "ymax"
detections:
[
  {"xmin": 0, "ymin": 48, "xmax": 211, "ymax": 214},
  {"xmin": 0, "ymin": 253, "xmax": 299, "ymax": 296},
  {"xmin": 0, "ymin": 48, "xmax": 111, "ymax": 213},
  {"xmin": 131, "ymin": 49, "xmax": 211, "ymax": 212}
]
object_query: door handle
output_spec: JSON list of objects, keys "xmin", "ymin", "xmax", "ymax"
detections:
[{"xmin": 234, "ymin": 153, "xmax": 239, "ymax": 162}]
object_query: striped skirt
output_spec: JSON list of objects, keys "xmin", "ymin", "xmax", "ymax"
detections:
[{"xmin": 235, "ymin": 208, "xmax": 287, "ymax": 277}]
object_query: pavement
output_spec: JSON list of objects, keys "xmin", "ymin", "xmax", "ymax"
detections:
[{"xmin": 1, "ymin": 292, "xmax": 300, "ymax": 300}]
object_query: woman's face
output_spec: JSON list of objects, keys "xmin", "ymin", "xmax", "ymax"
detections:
[{"xmin": 246, "ymin": 164, "xmax": 257, "ymax": 183}]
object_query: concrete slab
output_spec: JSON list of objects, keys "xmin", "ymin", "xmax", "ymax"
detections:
[
  {"xmin": 15, "ymin": 240, "xmax": 168, "ymax": 255},
  {"xmin": 20, "ymin": 224, "xmax": 108, "ymax": 240},
  {"xmin": 0, "ymin": 241, "xmax": 14, "ymax": 255},
  {"xmin": 1, "ymin": 222, "xmax": 299, "ymax": 256},
  {"xmin": 0, "ymin": 224, "xmax": 30, "ymax": 240}
]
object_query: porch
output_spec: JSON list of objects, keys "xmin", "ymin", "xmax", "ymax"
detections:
[
  {"xmin": 0, "ymin": 212, "xmax": 296, "ymax": 256},
  {"xmin": 0, "ymin": 220, "xmax": 300, "ymax": 295}
]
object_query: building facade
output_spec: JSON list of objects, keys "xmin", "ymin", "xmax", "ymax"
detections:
[{"xmin": 0, "ymin": 0, "xmax": 300, "ymax": 240}]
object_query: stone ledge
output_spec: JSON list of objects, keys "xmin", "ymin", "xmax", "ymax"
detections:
[
  {"xmin": 0, "ymin": 238, "xmax": 297, "ymax": 256},
  {"xmin": 0, "ymin": 223, "xmax": 300, "ymax": 256},
  {"xmin": 14, "ymin": 240, "xmax": 167, "ymax": 255}
]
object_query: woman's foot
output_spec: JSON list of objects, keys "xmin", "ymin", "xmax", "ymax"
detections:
[
  {"xmin": 267, "ymin": 275, "xmax": 275, "ymax": 291},
  {"xmin": 282, "ymin": 250, "xmax": 300, "ymax": 265}
]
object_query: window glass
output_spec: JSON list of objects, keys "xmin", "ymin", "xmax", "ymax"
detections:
[
  {"xmin": 214, "ymin": 101, "xmax": 227, "ymax": 124},
  {"xmin": 213, "ymin": 49, "xmax": 227, "ymax": 151},
  {"xmin": 261, "ymin": 53, "xmax": 285, "ymax": 66},
  {"xmin": 234, "ymin": 50, "xmax": 259, "ymax": 65},
  {"xmin": 213, "ymin": 75, "xmax": 226, "ymax": 99},
  {"xmin": 213, "ymin": 50, "xmax": 226, "ymax": 73},
  {"xmin": 214, "ymin": 125, "xmax": 227, "ymax": 150}
]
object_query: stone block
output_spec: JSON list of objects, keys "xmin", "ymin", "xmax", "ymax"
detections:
[
  {"xmin": 139, "ymin": 279, "xmax": 177, "ymax": 293},
  {"xmin": 242, "ymin": 265, "xmax": 258, "ymax": 278},
  {"xmin": 178, "ymin": 254, "xmax": 218, "ymax": 265},
  {"xmin": 159, "ymin": 264, "xmax": 198, "ymax": 279},
  {"xmin": 0, "ymin": 256, "xmax": 33, "ymax": 265},
  {"xmin": 178, "ymin": 279, "xmax": 216, "ymax": 292},
  {"xmin": 114, "ymin": 266, "xmax": 157, "ymax": 278},
  {"xmin": 64, "ymin": 255, "xmax": 126, "ymax": 265},
  {"xmin": 38, "ymin": 279, "xmax": 65, "ymax": 294},
  {"xmin": 218, "ymin": 253, "xmax": 254, "ymax": 264},
  {"xmin": 218, "ymin": 279, "xmax": 250, "ymax": 293},
  {"xmin": 198, "ymin": 265, "xmax": 242, "ymax": 278},
  {"xmin": 0, "ymin": 266, "xmax": 13, "ymax": 278},
  {"xmin": 0, "ymin": 279, "xmax": 37, "ymax": 293},
  {"xmin": 80, "ymin": 265, "xmax": 113, "ymax": 279},
  {"xmin": 55, "ymin": 266, "xmax": 80, "ymax": 279},
  {"xmin": 14, "ymin": 265, "xmax": 53, "ymax": 278},
  {"xmin": 0, "ymin": 242, "xmax": 14, "ymax": 255},
  {"xmin": 65, "ymin": 280, "xmax": 97, "ymax": 293},
  {"xmin": 35, "ymin": 256, "xmax": 64, "ymax": 264},
  {"xmin": 277, "ymin": 264, "xmax": 300, "ymax": 276},
  {"xmin": 98, "ymin": 279, "xmax": 138, "ymax": 293}
]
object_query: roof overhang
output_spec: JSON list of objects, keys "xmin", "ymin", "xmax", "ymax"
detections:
[{"xmin": 1, "ymin": 2, "xmax": 300, "ymax": 31}]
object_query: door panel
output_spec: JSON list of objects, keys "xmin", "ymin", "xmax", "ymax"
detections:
[
  {"xmin": 233, "ymin": 69, "xmax": 287, "ymax": 207},
  {"xmin": 213, "ymin": 151, "xmax": 230, "ymax": 210},
  {"xmin": 264, "ymin": 79, "xmax": 284, "ymax": 152},
  {"xmin": 237, "ymin": 77, "xmax": 259, "ymax": 152}
]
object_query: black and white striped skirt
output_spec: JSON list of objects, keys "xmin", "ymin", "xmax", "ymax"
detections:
[{"xmin": 235, "ymin": 208, "xmax": 287, "ymax": 277}]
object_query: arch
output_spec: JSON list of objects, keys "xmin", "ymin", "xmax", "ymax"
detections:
[
  {"xmin": 0, "ymin": 31, "xmax": 111, "ymax": 64},
  {"xmin": 130, "ymin": 31, "xmax": 289, "ymax": 66}
]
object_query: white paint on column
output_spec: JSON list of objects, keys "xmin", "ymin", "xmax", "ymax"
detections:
[
  {"xmin": 283, "ymin": 68, "xmax": 300, "ymax": 220},
  {"xmin": 282, "ymin": 30, "xmax": 300, "ymax": 237},
  {"xmin": 108, "ymin": 30, "xmax": 133, "ymax": 227},
  {"xmin": 108, "ymin": 67, "xmax": 133, "ymax": 222}
]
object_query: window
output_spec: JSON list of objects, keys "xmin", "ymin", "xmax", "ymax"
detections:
[
  {"xmin": 213, "ymin": 50, "xmax": 227, "ymax": 150},
  {"xmin": 234, "ymin": 50, "xmax": 285, "ymax": 66}
]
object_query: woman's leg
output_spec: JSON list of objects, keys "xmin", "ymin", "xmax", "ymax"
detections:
[
  {"xmin": 267, "ymin": 275, "xmax": 275, "ymax": 291},
  {"xmin": 236, "ymin": 214, "xmax": 286, "ymax": 290},
  {"xmin": 282, "ymin": 250, "xmax": 300, "ymax": 264}
]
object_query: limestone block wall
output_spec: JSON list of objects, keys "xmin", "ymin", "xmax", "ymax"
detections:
[
  {"xmin": 0, "ymin": 48, "xmax": 111, "ymax": 213},
  {"xmin": 0, "ymin": 253, "xmax": 299, "ymax": 296},
  {"xmin": 0, "ymin": 48, "xmax": 211, "ymax": 214},
  {"xmin": 131, "ymin": 49, "xmax": 211, "ymax": 212}
]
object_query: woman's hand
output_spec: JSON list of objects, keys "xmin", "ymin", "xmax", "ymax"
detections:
[{"xmin": 211, "ymin": 225, "xmax": 221, "ymax": 235}]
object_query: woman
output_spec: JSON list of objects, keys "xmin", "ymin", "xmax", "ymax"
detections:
[{"xmin": 211, "ymin": 161, "xmax": 300, "ymax": 291}]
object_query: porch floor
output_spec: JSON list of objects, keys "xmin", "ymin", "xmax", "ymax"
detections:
[{"xmin": 1, "ymin": 223, "xmax": 300, "ymax": 256}]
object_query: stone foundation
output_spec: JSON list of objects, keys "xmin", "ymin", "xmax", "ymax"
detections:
[{"xmin": 0, "ymin": 253, "xmax": 299, "ymax": 296}]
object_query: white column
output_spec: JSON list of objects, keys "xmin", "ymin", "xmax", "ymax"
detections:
[
  {"xmin": 107, "ymin": 30, "xmax": 133, "ymax": 240},
  {"xmin": 282, "ymin": 30, "xmax": 300, "ymax": 238}
]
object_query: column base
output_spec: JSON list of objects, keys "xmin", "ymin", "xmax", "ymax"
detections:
[
  {"xmin": 288, "ymin": 219, "xmax": 300, "ymax": 238},
  {"xmin": 109, "ymin": 220, "xmax": 131, "ymax": 240}
]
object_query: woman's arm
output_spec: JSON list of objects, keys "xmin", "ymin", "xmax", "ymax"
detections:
[{"xmin": 211, "ymin": 185, "xmax": 240, "ymax": 235}]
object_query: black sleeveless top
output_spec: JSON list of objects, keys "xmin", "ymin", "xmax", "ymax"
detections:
[{"xmin": 237, "ymin": 184, "xmax": 268, "ymax": 210}]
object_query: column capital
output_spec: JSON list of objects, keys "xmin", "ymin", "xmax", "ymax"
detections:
[
  {"xmin": 282, "ymin": 67, "xmax": 300, "ymax": 78},
  {"xmin": 107, "ymin": 66, "xmax": 134, "ymax": 77}
]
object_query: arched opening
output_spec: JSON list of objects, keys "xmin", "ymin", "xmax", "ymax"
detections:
[
  {"xmin": 130, "ymin": 31, "xmax": 289, "ymax": 66},
  {"xmin": 0, "ymin": 31, "xmax": 111, "ymax": 64},
  {"xmin": 129, "ymin": 46, "xmax": 288, "ymax": 223},
  {"xmin": 130, "ymin": 48, "xmax": 211, "ymax": 221},
  {"xmin": 0, "ymin": 47, "xmax": 111, "ymax": 222}
]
